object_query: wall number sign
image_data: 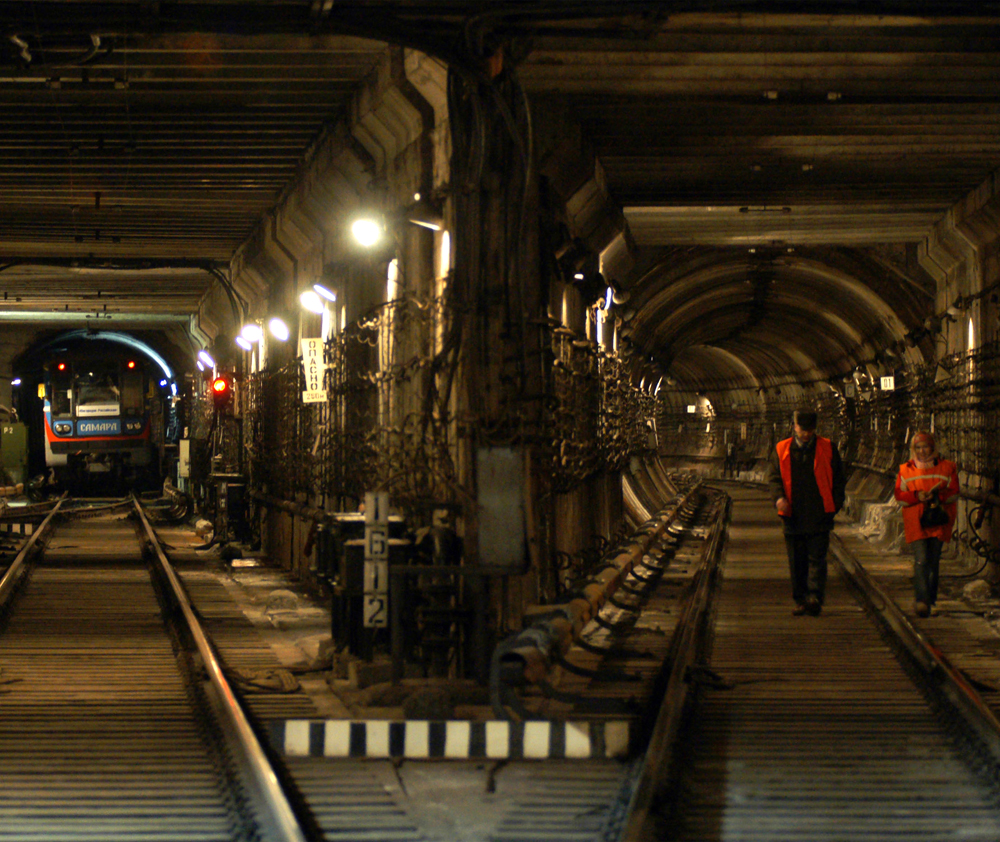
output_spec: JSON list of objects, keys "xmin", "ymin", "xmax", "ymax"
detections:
[{"xmin": 363, "ymin": 491, "xmax": 390, "ymax": 628}]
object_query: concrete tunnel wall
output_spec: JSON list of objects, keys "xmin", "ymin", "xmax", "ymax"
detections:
[{"xmin": 198, "ymin": 45, "xmax": 1000, "ymax": 643}]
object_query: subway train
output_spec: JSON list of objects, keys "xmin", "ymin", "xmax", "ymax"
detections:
[{"xmin": 31, "ymin": 336, "xmax": 179, "ymax": 496}]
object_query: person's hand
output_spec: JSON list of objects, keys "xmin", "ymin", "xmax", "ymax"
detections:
[
  {"xmin": 917, "ymin": 483, "xmax": 942, "ymax": 503},
  {"xmin": 776, "ymin": 497, "xmax": 791, "ymax": 516}
]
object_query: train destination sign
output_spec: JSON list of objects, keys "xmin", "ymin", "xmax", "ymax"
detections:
[
  {"xmin": 77, "ymin": 419, "xmax": 121, "ymax": 436},
  {"xmin": 77, "ymin": 404, "xmax": 120, "ymax": 418}
]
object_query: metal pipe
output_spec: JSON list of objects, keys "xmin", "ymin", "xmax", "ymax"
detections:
[
  {"xmin": 252, "ymin": 490, "xmax": 330, "ymax": 524},
  {"xmin": 491, "ymin": 483, "xmax": 700, "ymax": 701}
]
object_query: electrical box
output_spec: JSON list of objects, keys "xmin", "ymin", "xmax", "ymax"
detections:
[
  {"xmin": 178, "ymin": 439, "xmax": 191, "ymax": 478},
  {"xmin": 476, "ymin": 447, "xmax": 527, "ymax": 571},
  {"xmin": 0, "ymin": 422, "xmax": 28, "ymax": 485}
]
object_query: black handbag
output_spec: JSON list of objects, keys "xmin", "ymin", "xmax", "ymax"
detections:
[{"xmin": 920, "ymin": 490, "xmax": 950, "ymax": 528}]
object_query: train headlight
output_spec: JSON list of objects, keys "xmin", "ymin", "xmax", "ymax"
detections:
[{"xmin": 53, "ymin": 422, "xmax": 72, "ymax": 435}]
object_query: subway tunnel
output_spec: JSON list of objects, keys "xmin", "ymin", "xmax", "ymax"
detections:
[
  {"xmin": 0, "ymin": 0, "xmax": 997, "ymax": 701},
  {"xmin": 4, "ymin": 3, "xmax": 1000, "ymax": 839}
]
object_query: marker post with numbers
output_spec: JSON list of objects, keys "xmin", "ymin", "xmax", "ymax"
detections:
[{"xmin": 363, "ymin": 492, "xmax": 389, "ymax": 628}]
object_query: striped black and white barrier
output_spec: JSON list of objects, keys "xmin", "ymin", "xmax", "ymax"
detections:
[
  {"xmin": 0, "ymin": 522, "xmax": 32, "ymax": 536},
  {"xmin": 269, "ymin": 719, "xmax": 632, "ymax": 760}
]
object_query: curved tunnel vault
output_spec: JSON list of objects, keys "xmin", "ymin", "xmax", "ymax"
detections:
[
  {"xmin": 616, "ymin": 245, "xmax": 944, "ymax": 472},
  {"xmin": 627, "ymin": 246, "xmax": 934, "ymax": 388}
]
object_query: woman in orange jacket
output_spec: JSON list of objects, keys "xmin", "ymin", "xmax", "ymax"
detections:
[{"xmin": 894, "ymin": 431, "xmax": 960, "ymax": 617}]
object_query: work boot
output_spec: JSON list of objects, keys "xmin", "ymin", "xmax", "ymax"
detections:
[
  {"xmin": 792, "ymin": 603, "xmax": 807, "ymax": 616},
  {"xmin": 805, "ymin": 595, "xmax": 822, "ymax": 616},
  {"xmin": 915, "ymin": 601, "xmax": 930, "ymax": 618}
]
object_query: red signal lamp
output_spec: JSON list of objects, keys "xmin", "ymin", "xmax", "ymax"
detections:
[{"xmin": 211, "ymin": 374, "xmax": 233, "ymax": 409}]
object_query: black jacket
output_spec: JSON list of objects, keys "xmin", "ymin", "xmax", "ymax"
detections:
[{"xmin": 765, "ymin": 435, "xmax": 847, "ymax": 535}]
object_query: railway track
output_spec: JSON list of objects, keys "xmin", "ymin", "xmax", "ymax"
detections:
[
  {"xmin": 623, "ymin": 484, "xmax": 1000, "ymax": 842},
  {"xmin": 5, "ymin": 486, "xmax": 1000, "ymax": 841},
  {"xmin": 0, "ymin": 496, "xmax": 314, "ymax": 842}
]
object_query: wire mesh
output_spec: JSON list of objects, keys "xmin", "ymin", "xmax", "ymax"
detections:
[{"xmin": 244, "ymin": 303, "xmax": 661, "ymax": 518}]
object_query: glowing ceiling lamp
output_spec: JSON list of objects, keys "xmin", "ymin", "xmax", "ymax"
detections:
[
  {"xmin": 299, "ymin": 290, "xmax": 325, "ymax": 314},
  {"xmin": 240, "ymin": 323, "xmax": 263, "ymax": 343},
  {"xmin": 268, "ymin": 317, "xmax": 290, "ymax": 342},
  {"xmin": 351, "ymin": 217, "xmax": 383, "ymax": 248},
  {"xmin": 313, "ymin": 283, "xmax": 337, "ymax": 302}
]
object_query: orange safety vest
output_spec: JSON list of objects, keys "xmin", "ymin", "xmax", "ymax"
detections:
[
  {"xmin": 894, "ymin": 458, "xmax": 959, "ymax": 543},
  {"xmin": 776, "ymin": 436, "xmax": 836, "ymax": 515}
]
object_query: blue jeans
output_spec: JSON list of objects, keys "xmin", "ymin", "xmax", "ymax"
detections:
[
  {"xmin": 912, "ymin": 537, "xmax": 943, "ymax": 605},
  {"xmin": 785, "ymin": 532, "xmax": 830, "ymax": 605}
]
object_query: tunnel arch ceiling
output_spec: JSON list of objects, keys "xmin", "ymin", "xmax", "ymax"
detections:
[
  {"xmin": 515, "ymin": 7, "xmax": 1000, "ymax": 392},
  {"xmin": 622, "ymin": 247, "xmax": 935, "ymax": 388}
]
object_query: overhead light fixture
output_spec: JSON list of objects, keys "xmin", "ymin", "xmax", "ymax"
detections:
[
  {"xmin": 235, "ymin": 336, "xmax": 252, "ymax": 351},
  {"xmin": 11, "ymin": 378, "xmax": 21, "ymax": 386},
  {"xmin": 603, "ymin": 287, "xmax": 613, "ymax": 310},
  {"xmin": 407, "ymin": 196, "xmax": 443, "ymax": 231},
  {"xmin": 351, "ymin": 217, "xmax": 383, "ymax": 248},
  {"xmin": 313, "ymin": 283, "xmax": 337, "ymax": 302},
  {"xmin": 196, "ymin": 361, "xmax": 205, "ymax": 372},
  {"xmin": 268, "ymin": 317, "xmax": 290, "ymax": 342},
  {"xmin": 240, "ymin": 323, "xmax": 263, "ymax": 343},
  {"xmin": 299, "ymin": 290, "xmax": 325, "ymax": 314},
  {"xmin": 197, "ymin": 350, "xmax": 216, "ymax": 369}
]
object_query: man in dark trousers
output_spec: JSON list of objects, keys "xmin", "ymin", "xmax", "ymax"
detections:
[{"xmin": 766, "ymin": 408, "xmax": 847, "ymax": 616}]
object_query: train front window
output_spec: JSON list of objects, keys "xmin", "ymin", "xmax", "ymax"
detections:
[
  {"xmin": 121, "ymin": 370, "xmax": 143, "ymax": 414},
  {"xmin": 49, "ymin": 369, "xmax": 72, "ymax": 417},
  {"xmin": 76, "ymin": 366, "xmax": 121, "ymax": 411}
]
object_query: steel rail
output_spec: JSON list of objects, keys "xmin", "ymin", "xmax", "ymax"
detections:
[
  {"xmin": 830, "ymin": 532, "xmax": 1000, "ymax": 762},
  {"xmin": 0, "ymin": 494, "xmax": 64, "ymax": 607},
  {"xmin": 617, "ymin": 490, "xmax": 731, "ymax": 842},
  {"xmin": 131, "ymin": 494, "xmax": 312, "ymax": 842}
]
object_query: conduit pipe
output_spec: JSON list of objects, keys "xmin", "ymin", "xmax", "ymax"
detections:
[
  {"xmin": 491, "ymin": 483, "xmax": 700, "ymax": 715},
  {"xmin": 251, "ymin": 490, "xmax": 330, "ymax": 524}
]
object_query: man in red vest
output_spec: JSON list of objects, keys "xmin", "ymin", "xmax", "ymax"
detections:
[{"xmin": 765, "ymin": 408, "xmax": 847, "ymax": 616}]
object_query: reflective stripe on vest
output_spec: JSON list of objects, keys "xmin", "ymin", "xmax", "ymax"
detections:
[
  {"xmin": 898, "ymin": 472, "xmax": 953, "ymax": 491},
  {"xmin": 777, "ymin": 436, "xmax": 836, "ymax": 514}
]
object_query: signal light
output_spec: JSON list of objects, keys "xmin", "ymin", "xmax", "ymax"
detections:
[
  {"xmin": 127, "ymin": 360, "xmax": 136, "ymax": 369},
  {"xmin": 211, "ymin": 374, "xmax": 233, "ymax": 410},
  {"xmin": 57, "ymin": 362, "xmax": 66, "ymax": 371}
]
